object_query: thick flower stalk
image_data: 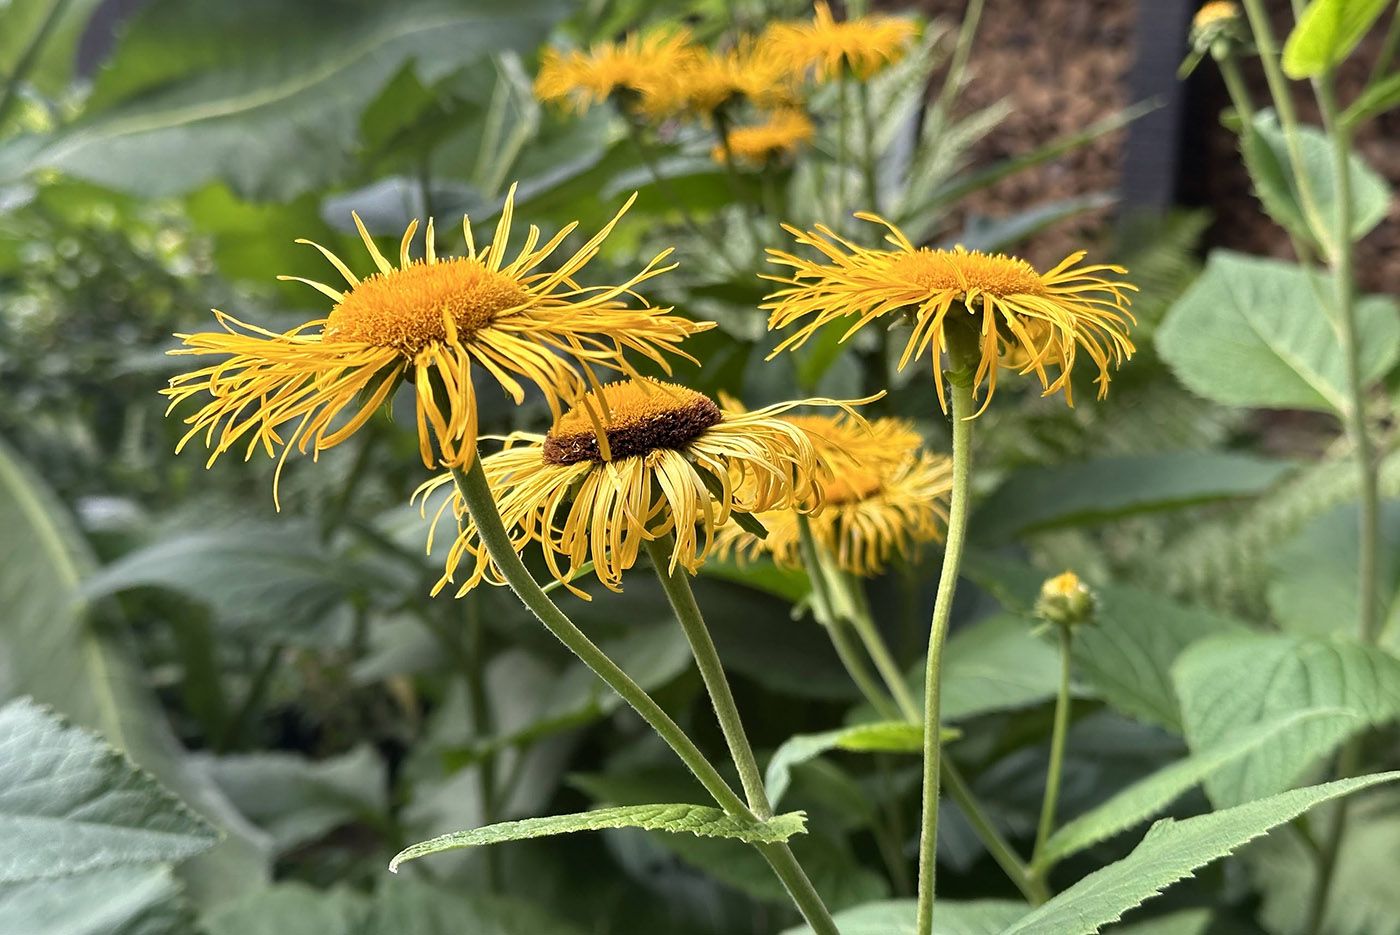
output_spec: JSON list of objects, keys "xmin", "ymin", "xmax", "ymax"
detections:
[{"xmin": 164, "ymin": 186, "xmax": 707, "ymax": 497}]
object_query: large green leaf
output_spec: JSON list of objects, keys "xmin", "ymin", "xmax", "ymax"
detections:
[
  {"xmin": 1240, "ymin": 110, "xmax": 1391, "ymax": 244},
  {"xmin": 1267, "ymin": 500, "xmax": 1400, "ymax": 650},
  {"xmin": 200, "ymin": 747, "xmax": 385, "ymax": 855},
  {"xmin": 972, "ymin": 452, "xmax": 1291, "ymax": 544},
  {"xmin": 366, "ymin": 877, "xmax": 588, "ymax": 935},
  {"xmin": 390, "ymin": 805, "xmax": 807, "ymax": 871},
  {"xmin": 0, "ymin": 698, "xmax": 217, "ymax": 883},
  {"xmin": 1282, "ymin": 0, "xmax": 1391, "ymax": 77},
  {"xmin": 766, "ymin": 721, "xmax": 940, "ymax": 806},
  {"xmin": 204, "ymin": 883, "xmax": 368, "ymax": 935},
  {"xmin": 1250, "ymin": 787, "xmax": 1400, "ymax": 935},
  {"xmin": 1000, "ymin": 772, "xmax": 1400, "ymax": 934},
  {"xmin": 0, "ymin": 0, "xmax": 106, "ymax": 98},
  {"xmin": 0, "ymin": 865, "xmax": 190, "ymax": 935},
  {"xmin": 0, "ymin": 437, "xmax": 268, "ymax": 905},
  {"xmin": 940, "ymin": 612, "xmax": 1067, "ymax": 721},
  {"xmin": 14, "ymin": 0, "xmax": 562, "ymax": 199},
  {"xmin": 1174, "ymin": 633, "xmax": 1400, "ymax": 808},
  {"xmin": 1039, "ymin": 709, "xmax": 1356, "ymax": 867},
  {"xmin": 1156, "ymin": 250, "xmax": 1400, "ymax": 412},
  {"xmin": 781, "ymin": 898, "xmax": 1028, "ymax": 935}
]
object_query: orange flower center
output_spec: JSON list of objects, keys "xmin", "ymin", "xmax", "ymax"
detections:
[
  {"xmin": 323, "ymin": 259, "xmax": 528, "ymax": 354},
  {"xmin": 544, "ymin": 379, "xmax": 722, "ymax": 464},
  {"xmin": 889, "ymin": 249, "xmax": 1047, "ymax": 298}
]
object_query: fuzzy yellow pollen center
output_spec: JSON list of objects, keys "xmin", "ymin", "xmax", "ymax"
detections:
[
  {"xmin": 890, "ymin": 249, "xmax": 1047, "ymax": 298},
  {"xmin": 544, "ymin": 380, "xmax": 722, "ymax": 464},
  {"xmin": 323, "ymin": 258, "xmax": 528, "ymax": 354}
]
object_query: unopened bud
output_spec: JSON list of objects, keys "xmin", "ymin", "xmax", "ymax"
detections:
[{"xmin": 1035, "ymin": 571, "xmax": 1097, "ymax": 629}]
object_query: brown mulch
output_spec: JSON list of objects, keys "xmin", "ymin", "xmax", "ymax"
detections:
[{"xmin": 908, "ymin": 0, "xmax": 1398, "ymax": 292}]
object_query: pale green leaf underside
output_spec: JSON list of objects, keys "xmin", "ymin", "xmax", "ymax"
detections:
[
  {"xmin": 1000, "ymin": 771, "xmax": 1400, "ymax": 934},
  {"xmin": 1041, "ymin": 708, "xmax": 1356, "ymax": 865},
  {"xmin": 0, "ymin": 865, "xmax": 187, "ymax": 935},
  {"xmin": 0, "ymin": 698, "xmax": 218, "ymax": 884},
  {"xmin": 389, "ymin": 805, "xmax": 807, "ymax": 871}
]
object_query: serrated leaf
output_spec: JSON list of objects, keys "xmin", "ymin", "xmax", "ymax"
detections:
[
  {"xmin": 1157, "ymin": 250, "xmax": 1399, "ymax": 412},
  {"xmin": 0, "ymin": 865, "xmax": 189, "ymax": 935},
  {"xmin": 1040, "ymin": 708, "xmax": 1356, "ymax": 866},
  {"xmin": 390, "ymin": 805, "xmax": 807, "ymax": 871},
  {"xmin": 1000, "ymin": 771, "xmax": 1400, "ymax": 934},
  {"xmin": 13, "ymin": 0, "xmax": 562, "ymax": 199},
  {"xmin": 1267, "ymin": 500, "xmax": 1400, "ymax": 650},
  {"xmin": 1282, "ymin": 0, "xmax": 1390, "ymax": 78},
  {"xmin": 1174, "ymin": 633, "xmax": 1400, "ymax": 807},
  {"xmin": 971, "ymin": 452, "xmax": 1291, "ymax": 544},
  {"xmin": 0, "ymin": 699, "xmax": 217, "ymax": 884},
  {"xmin": 781, "ymin": 898, "xmax": 1027, "ymax": 935},
  {"xmin": 1239, "ymin": 110, "xmax": 1390, "ymax": 244},
  {"xmin": 766, "ymin": 721, "xmax": 945, "ymax": 805},
  {"xmin": 0, "ymin": 437, "xmax": 268, "ymax": 905}
]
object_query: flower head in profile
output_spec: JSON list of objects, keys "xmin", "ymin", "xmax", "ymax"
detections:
[
  {"xmin": 165, "ymin": 186, "xmax": 708, "ymax": 498},
  {"xmin": 764, "ymin": 213, "xmax": 1136, "ymax": 412},
  {"xmin": 534, "ymin": 30, "xmax": 697, "ymax": 115},
  {"xmin": 764, "ymin": 2, "xmax": 917, "ymax": 81},
  {"xmin": 418, "ymin": 378, "xmax": 865, "ymax": 597},
  {"xmin": 714, "ymin": 110, "xmax": 816, "ymax": 166},
  {"xmin": 1186, "ymin": 1, "xmax": 1247, "ymax": 59},
  {"xmin": 646, "ymin": 39, "xmax": 798, "ymax": 119},
  {"xmin": 717, "ymin": 413, "xmax": 951, "ymax": 575}
]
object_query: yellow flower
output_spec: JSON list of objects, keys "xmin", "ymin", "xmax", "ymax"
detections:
[
  {"xmin": 763, "ymin": 1, "xmax": 917, "ymax": 81},
  {"xmin": 418, "ymin": 378, "xmax": 863, "ymax": 597},
  {"xmin": 1193, "ymin": 1, "xmax": 1240, "ymax": 30},
  {"xmin": 717, "ymin": 414, "xmax": 952, "ymax": 575},
  {"xmin": 713, "ymin": 110, "xmax": 816, "ymax": 166},
  {"xmin": 165, "ymin": 186, "xmax": 708, "ymax": 497},
  {"xmin": 764, "ymin": 213, "xmax": 1136, "ymax": 412},
  {"xmin": 534, "ymin": 30, "xmax": 697, "ymax": 115},
  {"xmin": 645, "ymin": 39, "xmax": 798, "ymax": 119}
]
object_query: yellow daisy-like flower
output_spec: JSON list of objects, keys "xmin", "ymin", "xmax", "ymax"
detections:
[
  {"xmin": 645, "ymin": 39, "xmax": 798, "ymax": 119},
  {"xmin": 165, "ymin": 186, "xmax": 708, "ymax": 495},
  {"xmin": 1193, "ymin": 1, "xmax": 1240, "ymax": 30},
  {"xmin": 418, "ymin": 377, "xmax": 862, "ymax": 597},
  {"xmin": 717, "ymin": 413, "xmax": 952, "ymax": 575},
  {"xmin": 764, "ymin": 213, "xmax": 1136, "ymax": 412},
  {"xmin": 534, "ymin": 30, "xmax": 697, "ymax": 115},
  {"xmin": 713, "ymin": 110, "xmax": 816, "ymax": 166},
  {"xmin": 763, "ymin": 1, "xmax": 917, "ymax": 82}
]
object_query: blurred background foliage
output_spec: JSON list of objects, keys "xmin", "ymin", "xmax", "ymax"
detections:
[{"xmin": 1, "ymin": 0, "xmax": 1397, "ymax": 933}]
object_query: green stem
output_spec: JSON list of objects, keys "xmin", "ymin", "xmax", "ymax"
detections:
[
  {"xmin": 1032, "ymin": 625, "xmax": 1074, "ymax": 867},
  {"xmin": 1368, "ymin": 2, "xmax": 1400, "ymax": 89},
  {"xmin": 856, "ymin": 79, "xmax": 880, "ymax": 213},
  {"xmin": 1216, "ymin": 52, "xmax": 1257, "ymax": 125},
  {"xmin": 835, "ymin": 570, "xmax": 919, "ymax": 721},
  {"xmin": 837, "ymin": 73, "xmax": 851, "ymax": 220},
  {"xmin": 942, "ymin": 760, "xmax": 1050, "ymax": 905},
  {"xmin": 915, "ymin": 372, "xmax": 976, "ymax": 935},
  {"xmin": 217, "ymin": 642, "xmax": 283, "ymax": 753},
  {"xmin": 623, "ymin": 118, "xmax": 738, "ymax": 269},
  {"xmin": 0, "ymin": 0, "xmax": 71, "ymax": 129},
  {"xmin": 644, "ymin": 535, "xmax": 771, "ymax": 817},
  {"xmin": 929, "ymin": 0, "xmax": 986, "ymax": 131},
  {"xmin": 464, "ymin": 594, "xmax": 502, "ymax": 890},
  {"xmin": 1239, "ymin": 0, "xmax": 1333, "ymax": 254},
  {"xmin": 451, "ymin": 460, "xmax": 837, "ymax": 935}
]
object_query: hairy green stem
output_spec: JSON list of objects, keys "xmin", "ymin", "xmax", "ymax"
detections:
[
  {"xmin": 915, "ymin": 373, "xmax": 976, "ymax": 935},
  {"xmin": 929, "ymin": 0, "xmax": 986, "ymax": 132},
  {"xmin": 1032, "ymin": 625, "xmax": 1074, "ymax": 866},
  {"xmin": 856, "ymin": 80, "xmax": 881, "ymax": 213},
  {"xmin": 837, "ymin": 73, "xmax": 851, "ymax": 220},
  {"xmin": 835, "ymin": 570, "xmax": 920, "ymax": 721},
  {"xmin": 943, "ymin": 759, "xmax": 1050, "ymax": 905}
]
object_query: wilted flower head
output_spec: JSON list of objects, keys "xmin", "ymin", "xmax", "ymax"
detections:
[
  {"xmin": 764, "ymin": 213, "xmax": 1136, "ymax": 413},
  {"xmin": 534, "ymin": 30, "xmax": 697, "ymax": 115}
]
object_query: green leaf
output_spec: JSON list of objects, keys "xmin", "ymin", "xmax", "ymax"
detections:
[
  {"xmin": 1111, "ymin": 909, "xmax": 1214, "ymax": 935},
  {"xmin": 780, "ymin": 898, "xmax": 1028, "ymax": 935},
  {"xmin": 1342, "ymin": 71, "xmax": 1400, "ymax": 129},
  {"xmin": 0, "ymin": 437, "xmax": 268, "ymax": 905},
  {"xmin": 367, "ymin": 876, "xmax": 589, "ymax": 935},
  {"xmin": 1000, "ymin": 771, "xmax": 1400, "ymax": 934},
  {"xmin": 972, "ymin": 452, "xmax": 1291, "ymax": 544},
  {"xmin": 15, "ymin": 0, "xmax": 562, "ymax": 199},
  {"xmin": 389, "ymin": 805, "xmax": 808, "ymax": 871},
  {"xmin": 1267, "ymin": 500, "xmax": 1400, "ymax": 650},
  {"xmin": 767, "ymin": 721, "xmax": 942, "ymax": 806},
  {"xmin": 0, "ymin": 0, "xmax": 107, "ymax": 98},
  {"xmin": 1040, "ymin": 709, "xmax": 1357, "ymax": 866},
  {"xmin": 200, "ymin": 747, "xmax": 386, "ymax": 855},
  {"xmin": 0, "ymin": 698, "xmax": 217, "ymax": 883},
  {"xmin": 1250, "ymin": 787, "xmax": 1400, "ymax": 935},
  {"xmin": 1282, "ymin": 0, "xmax": 1390, "ymax": 77},
  {"xmin": 0, "ymin": 865, "xmax": 190, "ymax": 935},
  {"xmin": 1174, "ymin": 633, "xmax": 1400, "ymax": 807},
  {"xmin": 204, "ymin": 883, "xmax": 369, "ymax": 935},
  {"xmin": 940, "ymin": 613, "xmax": 1067, "ymax": 721},
  {"xmin": 1156, "ymin": 250, "xmax": 1400, "ymax": 413},
  {"xmin": 1239, "ymin": 110, "xmax": 1390, "ymax": 244}
]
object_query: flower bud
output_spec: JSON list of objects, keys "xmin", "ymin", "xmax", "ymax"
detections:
[{"xmin": 1035, "ymin": 571, "xmax": 1097, "ymax": 629}]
